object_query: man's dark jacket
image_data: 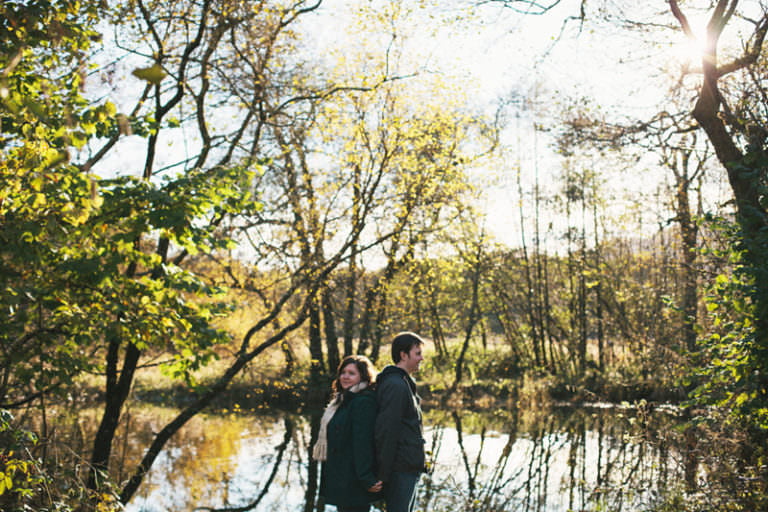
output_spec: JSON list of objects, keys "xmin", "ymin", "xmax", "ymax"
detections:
[
  {"xmin": 320, "ymin": 388, "xmax": 379, "ymax": 507},
  {"xmin": 374, "ymin": 365, "xmax": 426, "ymax": 482}
]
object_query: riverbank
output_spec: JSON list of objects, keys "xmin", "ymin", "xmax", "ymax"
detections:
[{"xmin": 117, "ymin": 369, "xmax": 685, "ymax": 417}]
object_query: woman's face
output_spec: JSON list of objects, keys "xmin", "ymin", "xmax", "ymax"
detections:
[{"xmin": 339, "ymin": 363, "xmax": 362, "ymax": 390}]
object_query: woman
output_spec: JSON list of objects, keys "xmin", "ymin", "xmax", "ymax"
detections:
[{"xmin": 313, "ymin": 355, "xmax": 383, "ymax": 512}]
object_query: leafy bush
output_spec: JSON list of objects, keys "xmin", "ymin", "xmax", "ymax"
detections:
[{"xmin": 0, "ymin": 409, "xmax": 121, "ymax": 512}]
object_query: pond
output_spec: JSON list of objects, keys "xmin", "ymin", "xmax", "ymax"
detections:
[{"xmin": 120, "ymin": 400, "xmax": 694, "ymax": 512}]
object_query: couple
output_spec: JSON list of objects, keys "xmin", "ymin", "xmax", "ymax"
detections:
[{"xmin": 312, "ymin": 332, "xmax": 426, "ymax": 512}]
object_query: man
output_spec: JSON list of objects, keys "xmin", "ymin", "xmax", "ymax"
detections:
[{"xmin": 374, "ymin": 332, "xmax": 426, "ymax": 512}]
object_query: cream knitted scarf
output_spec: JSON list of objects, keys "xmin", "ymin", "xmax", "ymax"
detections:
[{"xmin": 312, "ymin": 381, "xmax": 368, "ymax": 461}]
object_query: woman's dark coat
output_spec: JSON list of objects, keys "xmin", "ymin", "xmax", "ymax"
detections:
[{"xmin": 320, "ymin": 388, "xmax": 379, "ymax": 508}]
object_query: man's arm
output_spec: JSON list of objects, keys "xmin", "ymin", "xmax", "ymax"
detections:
[
  {"xmin": 374, "ymin": 377, "xmax": 407, "ymax": 482},
  {"xmin": 351, "ymin": 395, "xmax": 379, "ymax": 490}
]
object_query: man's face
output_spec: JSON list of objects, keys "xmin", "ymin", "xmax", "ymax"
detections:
[{"xmin": 400, "ymin": 345, "xmax": 423, "ymax": 374}]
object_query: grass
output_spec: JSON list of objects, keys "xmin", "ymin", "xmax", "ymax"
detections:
[{"xmin": 71, "ymin": 329, "xmax": 689, "ymax": 421}]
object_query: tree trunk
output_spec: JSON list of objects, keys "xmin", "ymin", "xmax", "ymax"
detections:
[
  {"xmin": 342, "ymin": 260, "xmax": 356, "ymax": 357},
  {"xmin": 593, "ymin": 202, "xmax": 605, "ymax": 372},
  {"xmin": 308, "ymin": 298, "xmax": 325, "ymax": 386},
  {"xmin": 670, "ymin": 0, "xmax": 768, "ymax": 394},
  {"xmin": 322, "ymin": 288, "xmax": 340, "ymax": 372},
  {"xmin": 370, "ymin": 293, "xmax": 388, "ymax": 364},
  {"xmin": 451, "ymin": 240, "xmax": 484, "ymax": 391},
  {"xmin": 672, "ymin": 146, "xmax": 700, "ymax": 353},
  {"xmin": 358, "ymin": 248, "xmax": 412, "ymax": 357},
  {"xmin": 424, "ymin": 266, "xmax": 448, "ymax": 360},
  {"xmin": 516, "ymin": 158, "xmax": 542, "ymax": 368},
  {"xmin": 281, "ymin": 339, "xmax": 295, "ymax": 378},
  {"xmin": 88, "ymin": 337, "xmax": 140, "ymax": 490}
]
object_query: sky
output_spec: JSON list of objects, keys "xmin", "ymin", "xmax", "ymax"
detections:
[
  {"xmin": 88, "ymin": 0, "xmax": 735, "ymax": 253},
  {"xmin": 347, "ymin": 1, "xmax": 738, "ymax": 251},
  {"xmin": 299, "ymin": 0, "xmax": 705, "ymax": 250},
  {"xmin": 297, "ymin": 1, "xmax": 578, "ymax": 248}
]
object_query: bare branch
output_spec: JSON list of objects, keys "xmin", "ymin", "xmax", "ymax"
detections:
[
  {"xmin": 716, "ymin": 15, "xmax": 768, "ymax": 76},
  {"xmin": 477, "ymin": 0, "xmax": 566, "ymax": 16},
  {"xmin": 280, "ymin": 0, "xmax": 323, "ymax": 28},
  {"xmin": 669, "ymin": 0, "xmax": 696, "ymax": 39}
]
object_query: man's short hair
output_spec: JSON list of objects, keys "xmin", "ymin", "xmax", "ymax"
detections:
[{"xmin": 391, "ymin": 331, "xmax": 424, "ymax": 363}]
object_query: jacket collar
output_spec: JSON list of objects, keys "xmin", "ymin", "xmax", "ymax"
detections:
[{"xmin": 378, "ymin": 364, "xmax": 417, "ymax": 393}]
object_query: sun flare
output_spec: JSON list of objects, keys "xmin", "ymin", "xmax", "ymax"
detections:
[{"xmin": 672, "ymin": 35, "xmax": 708, "ymax": 68}]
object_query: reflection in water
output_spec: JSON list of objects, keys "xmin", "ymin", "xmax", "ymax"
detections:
[
  {"xmin": 122, "ymin": 404, "xmax": 689, "ymax": 512},
  {"xmin": 420, "ymin": 407, "xmax": 679, "ymax": 512},
  {"xmin": 193, "ymin": 417, "xmax": 294, "ymax": 512},
  {"xmin": 126, "ymin": 411, "xmax": 313, "ymax": 512}
]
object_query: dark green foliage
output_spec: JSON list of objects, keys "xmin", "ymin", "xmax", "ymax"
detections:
[
  {"xmin": 0, "ymin": 409, "xmax": 122, "ymax": 511},
  {"xmin": 692, "ymin": 209, "xmax": 768, "ymax": 433}
]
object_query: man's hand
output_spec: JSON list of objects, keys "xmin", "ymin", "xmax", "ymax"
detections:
[{"xmin": 367, "ymin": 480, "xmax": 383, "ymax": 493}]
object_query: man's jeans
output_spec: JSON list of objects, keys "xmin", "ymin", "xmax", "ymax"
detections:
[{"xmin": 383, "ymin": 471, "xmax": 420, "ymax": 512}]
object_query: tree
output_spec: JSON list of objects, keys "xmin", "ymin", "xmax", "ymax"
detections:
[
  {"xmin": 2, "ymin": 0, "xmax": 363, "ymax": 504},
  {"xmin": 450, "ymin": 226, "xmax": 491, "ymax": 392},
  {"xmin": 1, "ymin": 1, "xmax": 136, "ymax": 509},
  {"xmin": 667, "ymin": 0, "xmax": 768, "ymax": 431},
  {"xmin": 523, "ymin": 0, "xmax": 768, "ymax": 432},
  {"xmin": 3, "ymin": 0, "xmax": 497, "ymax": 506},
  {"xmin": 79, "ymin": 0, "xmax": 339, "ymax": 498},
  {"xmin": 1, "ymin": 0, "xmax": 107, "ymax": 410}
]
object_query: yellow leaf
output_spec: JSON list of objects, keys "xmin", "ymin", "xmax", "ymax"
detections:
[
  {"xmin": 31, "ymin": 193, "xmax": 47, "ymax": 208},
  {"xmin": 132, "ymin": 64, "xmax": 166, "ymax": 84}
]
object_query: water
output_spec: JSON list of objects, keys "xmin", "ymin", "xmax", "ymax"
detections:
[{"xmin": 121, "ymin": 402, "xmax": 690, "ymax": 512}]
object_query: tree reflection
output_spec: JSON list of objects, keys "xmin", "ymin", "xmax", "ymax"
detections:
[
  {"xmin": 48, "ymin": 403, "xmax": 695, "ymax": 512},
  {"xmin": 418, "ymin": 405, "xmax": 688, "ymax": 512},
  {"xmin": 195, "ymin": 417, "xmax": 294, "ymax": 512},
  {"xmin": 305, "ymin": 408, "xmax": 322, "ymax": 512}
]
